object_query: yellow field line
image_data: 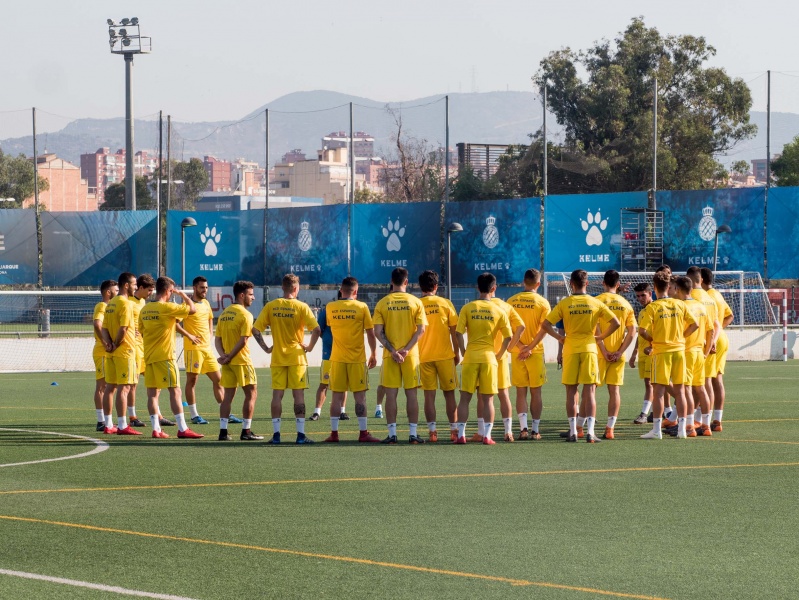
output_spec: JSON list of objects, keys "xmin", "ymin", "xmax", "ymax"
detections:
[
  {"xmin": 2, "ymin": 461, "xmax": 799, "ymax": 496},
  {"xmin": 0, "ymin": 515, "xmax": 667, "ymax": 599}
]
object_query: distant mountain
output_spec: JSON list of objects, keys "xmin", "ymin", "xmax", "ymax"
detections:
[{"xmin": 0, "ymin": 90, "xmax": 795, "ymax": 170}]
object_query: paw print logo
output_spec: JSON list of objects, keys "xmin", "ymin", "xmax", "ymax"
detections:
[
  {"xmin": 580, "ymin": 210, "xmax": 608, "ymax": 247},
  {"xmin": 381, "ymin": 218, "xmax": 405, "ymax": 252},
  {"xmin": 200, "ymin": 226, "xmax": 221, "ymax": 257}
]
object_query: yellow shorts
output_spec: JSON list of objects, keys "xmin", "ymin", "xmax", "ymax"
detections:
[
  {"xmin": 137, "ymin": 347, "xmax": 146, "ymax": 375},
  {"xmin": 685, "ymin": 349, "xmax": 705, "ymax": 387},
  {"xmin": 380, "ymin": 355, "xmax": 421, "ymax": 389},
  {"xmin": 93, "ymin": 355, "xmax": 107, "ymax": 381},
  {"xmin": 715, "ymin": 331, "xmax": 729, "ymax": 376},
  {"xmin": 272, "ymin": 365, "xmax": 308, "ymax": 390},
  {"xmin": 221, "ymin": 363, "xmax": 257, "ymax": 388},
  {"xmin": 320, "ymin": 359, "xmax": 332, "ymax": 386},
  {"xmin": 598, "ymin": 356, "xmax": 625, "ymax": 386},
  {"xmin": 651, "ymin": 350, "xmax": 686, "ymax": 386},
  {"xmin": 145, "ymin": 360, "xmax": 181, "ymax": 389},
  {"xmin": 185, "ymin": 348, "xmax": 220, "ymax": 375},
  {"xmin": 461, "ymin": 362, "xmax": 498, "ymax": 395},
  {"xmin": 637, "ymin": 354, "xmax": 651, "ymax": 380},
  {"xmin": 420, "ymin": 359, "xmax": 458, "ymax": 391},
  {"xmin": 105, "ymin": 355, "xmax": 138, "ymax": 385},
  {"xmin": 511, "ymin": 353, "xmax": 546, "ymax": 388},
  {"xmin": 561, "ymin": 352, "xmax": 599, "ymax": 386},
  {"xmin": 496, "ymin": 357, "xmax": 511, "ymax": 390},
  {"xmin": 329, "ymin": 361, "xmax": 369, "ymax": 393}
]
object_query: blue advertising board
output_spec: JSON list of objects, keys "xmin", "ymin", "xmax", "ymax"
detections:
[
  {"xmin": 544, "ymin": 192, "xmax": 648, "ymax": 272},
  {"xmin": 166, "ymin": 210, "xmax": 264, "ymax": 286},
  {"xmin": 42, "ymin": 211, "xmax": 157, "ymax": 286},
  {"xmin": 265, "ymin": 204, "xmax": 348, "ymax": 285},
  {"xmin": 657, "ymin": 188, "xmax": 765, "ymax": 273},
  {"xmin": 351, "ymin": 202, "xmax": 441, "ymax": 284},
  {"xmin": 766, "ymin": 186, "xmax": 799, "ymax": 280},
  {"xmin": 0, "ymin": 209, "xmax": 38, "ymax": 285},
  {"xmin": 445, "ymin": 197, "xmax": 541, "ymax": 285}
]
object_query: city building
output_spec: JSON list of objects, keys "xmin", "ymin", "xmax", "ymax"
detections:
[
  {"xmin": 231, "ymin": 158, "xmax": 266, "ymax": 196},
  {"xmin": 271, "ymin": 147, "xmax": 365, "ymax": 204},
  {"xmin": 203, "ymin": 156, "xmax": 232, "ymax": 192},
  {"xmin": 752, "ymin": 156, "xmax": 780, "ymax": 183},
  {"xmin": 26, "ymin": 154, "xmax": 96, "ymax": 211},
  {"xmin": 322, "ymin": 131, "xmax": 374, "ymax": 175},
  {"xmin": 80, "ymin": 148, "xmax": 158, "ymax": 205}
]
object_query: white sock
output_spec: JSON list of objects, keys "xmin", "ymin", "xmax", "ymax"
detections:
[
  {"xmin": 313, "ymin": 407, "xmax": 321, "ymax": 416},
  {"xmin": 518, "ymin": 412, "xmax": 528, "ymax": 430},
  {"xmin": 694, "ymin": 408, "xmax": 702, "ymax": 422},
  {"xmin": 577, "ymin": 416, "xmax": 585, "ymax": 428},
  {"xmin": 585, "ymin": 416, "xmax": 596, "ymax": 437},
  {"xmin": 678, "ymin": 417, "xmax": 687, "ymax": 436},
  {"xmin": 457, "ymin": 422, "xmax": 466, "ymax": 437},
  {"xmin": 272, "ymin": 418, "xmax": 281, "ymax": 434},
  {"xmin": 503, "ymin": 418, "xmax": 512, "ymax": 434},
  {"xmin": 376, "ymin": 403, "xmax": 383, "ymax": 412},
  {"xmin": 189, "ymin": 404, "xmax": 200, "ymax": 419},
  {"xmin": 175, "ymin": 413, "xmax": 188, "ymax": 432},
  {"xmin": 220, "ymin": 418, "xmax": 229, "ymax": 429},
  {"xmin": 357, "ymin": 416, "xmax": 368, "ymax": 431},
  {"xmin": 95, "ymin": 409, "xmax": 104, "ymax": 422},
  {"xmin": 653, "ymin": 417, "xmax": 662, "ymax": 433},
  {"xmin": 409, "ymin": 423, "xmax": 418, "ymax": 437},
  {"xmin": 105, "ymin": 414, "xmax": 114, "ymax": 428},
  {"xmin": 702, "ymin": 413, "xmax": 711, "ymax": 426},
  {"xmin": 477, "ymin": 418, "xmax": 485, "ymax": 436},
  {"xmin": 331, "ymin": 417, "xmax": 340, "ymax": 432},
  {"xmin": 568, "ymin": 417, "xmax": 577, "ymax": 435},
  {"xmin": 607, "ymin": 416, "xmax": 617, "ymax": 429},
  {"xmin": 665, "ymin": 406, "xmax": 675, "ymax": 420},
  {"xmin": 450, "ymin": 423, "xmax": 458, "ymax": 431},
  {"xmin": 150, "ymin": 414, "xmax": 161, "ymax": 432},
  {"xmin": 713, "ymin": 410, "xmax": 723, "ymax": 422},
  {"xmin": 532, "ymin": 419, "xmax": 541, "ymax": 433},
  {"xmin": 484, "ymin": 422, "xmax": 494, "ymax": 439},
  {"xmin": 641, "ymin": 400, "xmax": 652, "ymax": 415},
  {"xmin": 687, "ymin": 415, "xmax": 695, "ymax": 428},
  {"xmin": 388, "ymin": 423, "xmax": 397, "ymax": 437},
  {"xmin": 296, "ymin": 418, "xmax": 305, "ymax": 434},
  {"xmin": 243, "ymin": 418, "xmax": 252, "ymax": 429},
  {"xmin": 117, "ymin": 416, "xmax": 127, "ymax": 429},
  {"xmin": 127, "ymin": 406, "xmax": 136, "ymax": 417},
  {"xmin": 428, "ymin": 421, "xmax": 437, "ymax": 432}
]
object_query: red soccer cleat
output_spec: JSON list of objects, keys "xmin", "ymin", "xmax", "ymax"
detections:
[
  {"xmin": 116, "ymin": 426, "xmax": 142, "ymax": 436},
  {"xmin": 450, "ymin": 429, "xmax": 458, "ymax": 442},
  {"xmin": 324, "ymin": 431, "xmax": 339, "ymax": 443},
  {"xmin": 482, "ymin": 437, "xmax": 496, "ymax": 445},
  {"xmin": 358, "ymin": 430, "xmax": 381, "ymax": 443},
  {"xmin": 152, "ymin": 430, "xmax": 170, "ymax": 439},
  {"xmin": 177, "ymin": 428, "xmax": 204, "ymax": 439},
  {"xmin": 454, "ymin": 436, "xmax": 467, "ymax": 445},
  {"xmin": 104, "ymin": 426, "xmax": 118, "ymax": 434}
]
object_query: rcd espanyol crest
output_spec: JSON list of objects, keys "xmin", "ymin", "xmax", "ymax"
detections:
[
  {"xmin": 698, "ymin": 206, "xmax": 717, "ymax": 242},
  {"xmin": 297, "ymin": 221, "xmax": 312, "ymax": 252},
  {"xmin": 482, "ymin": 215, "xmax": 499, "ymax": 249}
]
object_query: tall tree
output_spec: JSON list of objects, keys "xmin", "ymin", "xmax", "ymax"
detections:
[
  {"xmin": 0, "ymin": 149, "xmax": 49, "ymax": 207},
  {"xmin": 771, "ymin": 136, "xmax": 799, "ymax": 186},
  {"xmin": 100, "ymin": 176, "xmax": 155, "ymax": 210}
]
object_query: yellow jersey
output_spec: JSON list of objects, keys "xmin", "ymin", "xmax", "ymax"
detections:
[
  {"xmin": 507, "ymin": 291, "xmax": 551, "ymax": 354},
  {"xmin": 690, "ymin": 288, "xmax": 718, "ymax": 330},
  {"xmin": 253, "ymin": 298, "xmax": 319, "ymax": 367},
  {"xmin": 636, "ymin": 306, "xmax": 652, "ymax": 358},
  {"xmin": 546, "ymin": 294, "xmax": 616, "ymax": 356},
  {"xmin": 638, "ymin": 297, "xmax": 697, "ymax": 355},
  {"xmin": 139, "ymin": 301, "xmax": 192, "ymax": 364},
  {"xmin": 327, "ymin": 299, "xmax": 373, "ymax": 364},
  {"xmin": 181, "ymin": 298, "xmax": 213, "ymax": 350},
  {"xmin": 104, "ymin": 295, "xmax": 137, "ymax": 358},
  {"xmin": 418, "ymin": 295, "xmax": 458, "ymax": 363},
  {"xmin": 491, "ymin": 297, "xmax": 524, "ymax": 357},
  {"xmin": 129, "ymin": 296, "xmax": 146, "ymax": 351},
  {"xmin": 457, "ymin": 299, "xmax": 512, "ymax": 366},
  {"xmin": 372, "ymin": 292, "xmax": 427, "ymax": 360},
  {"xmin": 216, "ymin": 303, "xmax": 254, "ymax": 366},
  {"xmin": 683, "ymin": 298, "xmax": 710, "ymax": 351},
  {"xmin": 595, "ymin": 292, "xmax": 636, "ymax": 352},
  {"xmin": 706, "ymin": 288, "xmax": 733, "ymax": 327},
  {"xmin": 92, "ymin": 301, "xmax": 108, "ymax": 358}
]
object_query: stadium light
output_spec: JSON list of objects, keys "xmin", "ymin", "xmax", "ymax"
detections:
[
  {"xmin": 106, "ymin": 17, "xmax": 151, "ymax": 210},
  {"xmin": 713, "ymin": 224, "xmax": 732, "ymax": 272},
  {"xmin": 447, "ymin": 222, "xmax": 463, "ymax": 301},
  {"xmin": 181, "ymin": 217, "xmax": 197, "ymax": 288}
]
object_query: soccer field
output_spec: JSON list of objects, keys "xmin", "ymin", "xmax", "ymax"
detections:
[{"xmin": 1, "ymin": 361, "xmax": 797, "ymax": 599}]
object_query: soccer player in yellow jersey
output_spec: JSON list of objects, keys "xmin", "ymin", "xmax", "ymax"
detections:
[
  {"xmin": 532, "ymin": 269, "xmax": 619, "ymax": 444},
  {"xmin": 674, "ymin": 275, "xmax": 714, "ymax": 437},
  {"xmin": 252, "ymin": 274, "xmax": 321, "ymax": 445},
  {"xmin": 629, "ymin": 283, "xmax": 655, "ymax": 424},
  {"xmin": 139, "ymin": 277, "xmax": 204, "ymax": 439},
  {"xmin": 454, "ymin": 272, "xmax": 512, "ymax": 445},
  {"xmin": 215, "ymin": 280, "xmax": 262, "ymax": 441},
  {"xmin": 92, "ymin": 279, "xmax": 117, "ymax": 431},
  {"xmin": 595, "ymin": 270, "xmax": 636, "ymax": 440},
  {"xmin": 126, "ymin": 273, "xmax": 156, "ymax": 428},
  {"xmin": 509, "ymin": 268, "xmax": 551, "ymax": 440},
  {"xmin": 686, "ymin": 267, "xmax": 720, "ymax": 431},
  {"xmin": 417, "ymin": 270, "xmax": 460, "ymax": 443},
  {"xmin": 373, "ymin": 268, "xmax": 427, "ymax": 444},
  {"xmin": 324, "ymin": 276, "xmax": 380, "ymax": 443},
  {"xmin": 101, "ymin": 272, "xmax": 140, "ymax": 435},
  {"xmin": 701, "ymin": 267, "xmax": 735, "ymax": 431},
  {"xmin": 637, "ymin": 272, "xmax": 698, "ymax": 439},
  {"xmin": 489, "ymin": 296, "xmax": 525, "ymax": 442}
]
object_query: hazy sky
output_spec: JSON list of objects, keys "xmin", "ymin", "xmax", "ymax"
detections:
[{"xmin": 1, "ymin": 0, "xmax": 797, "ymax": 136}]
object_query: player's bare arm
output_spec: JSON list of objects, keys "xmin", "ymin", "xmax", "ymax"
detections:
[
  {"xmin": 455, "ymin": 331, "xmax": 467, "ymax": 356},
  {"xmin": 399, "ymin": 324, "xmax": 425, "ymax": 357},
  {"xmin": 366, "ymin": 328, "xmax": 378, "ymax": 369},
  {"xmin": 541, "ymin": 320, "xmax": 565, "ymax": 343},
  {"xmin": 214, "ymin": 336, "xmax": 229, "ymax": 365},
  {"xmin": 99, "ymin": 323, "xmax": 114, "ymax": 352},
  {"xmin": 174, "ymin": 289, "xmax": 196, "ymax": 315},
  {"xmin": 629, "ymin": 333, "xmax": 639, "ymax": 368},
  {"xmin": 449, "ymin": 325, "xmax": 461, "ymax": 366},
  {"xmin": 374, "ymin": 324, "xmax": 402, "ymax": 363},
  {"xmin": 251, "ymin": 327, "xmax": 272, "ymax": 354},
  {"xmin": 495, "ymin": 336, "xmax": 512, "ymax": 363},
  {"xmin": 224, "ymin": 335, "xmax": 249, "ymax": 365},
  {"xmin": 176, "ymin": 322, "xmax": 200, "ymax": 346},
  {"xmin": 595, "ymin": 317, "xmax": 621, "ymax": 342},
  {"xmin": 303, "ymin": 326, "xmax": 322, "ymax": 353},
  {"xmin": 683, "ymin": 322, "xmax": 699, "ymax": 338}
]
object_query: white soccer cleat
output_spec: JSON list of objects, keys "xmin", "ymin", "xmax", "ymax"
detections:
[{"xmin": 640, "ymin": 429, "xmax": 662, "ymax": 440}]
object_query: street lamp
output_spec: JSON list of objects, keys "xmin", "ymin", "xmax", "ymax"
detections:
[
  {"xmin": 181, "ymin": 217, "xmax": 197, "ymax": 288},
  {"xmin": 446, "ymin": 222, "xmax": 463, "ymax": 302},
  {"xmin": 713, "ymin": 224, "xmax": 732, "ymax": 272},
  {"xmin": 107, "ymin": 17, "xmax": 151, "ymax": 211}
]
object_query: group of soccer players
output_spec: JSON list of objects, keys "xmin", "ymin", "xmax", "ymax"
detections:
[{"xmin": 90, "ymin": 263, "xmax": 733, "ymax": 444}]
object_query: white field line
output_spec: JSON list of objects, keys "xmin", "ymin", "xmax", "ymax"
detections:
[{"xmin": 0, "ymin": 428, "xmax": 109, "ymax": 468}]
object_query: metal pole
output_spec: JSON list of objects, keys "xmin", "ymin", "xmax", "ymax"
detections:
[
  {"xmin": 181, "ymin": 228, "xmax": 186, "ymax": 289},
  {"xmin": 349, "ymin": 102, "xmax": 355, "ymax": 203},
  {"xmin": 156, "ymin": 110, "xmax": 162, "ymax": 275},
  {"xmin": 713, "ymin": 234, "xmax": 719, "ymax": 272},
  {"xmin": 125, "ymin": 54, "xmax": 136, "ymax": 210},
  {"xmin": 765, "ymin": 70, "xmax": 771, "ymax": 282},
  {"xmin": 447, "ymin": 231, "xmax": 452, "ymax": 302},
  {"xmin": 783, "ymin": 291, "xmax": 788, "ymax": 362},
  {"xmin": 347, "ymin": 103, "xmax": 353, "ymax": 275},
  {"xmin": 166, "ymin": 115, "xmax": 172, "ymax": 210},
  {"xmin": 445, "ymin": 95, "xmax": 450, "ymax": 202},
  {"xmin": 542, "ymin": 83, "xmax": 547, "ymax": 197},
  {"xmin": 263, "ymin": 108, "xmax": 269, "ymax": 288},
  {"xmin": 652, "ymin": 77, "xmax": 658, "ymax": 200},
  {"xmin": 32, "ymin": 107, "xmax": 42, "ymax": 288}
]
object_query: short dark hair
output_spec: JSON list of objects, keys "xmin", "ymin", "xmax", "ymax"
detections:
[
  {"xmin": 570, "ymin": 269, "xmax": 588, "ymax": 288},
  {"xmin": 524, "ymin": 268, "xmax": 541, "ymax": 285},
  {"xmin": 603, "ymin": 269, "xmax": 620, "ymax": 288},
  {"xmin": 233, "ymin": 280, "xmax": 254, "ymax": 298},
  {"xmin": 655, "ymin": 264, "xmax": 672, "ymax": 274},
  {"xmin": 137, "ymin": 273, "xmax": 156, "ymax": 289},
  {"xmin": 477, "ymin": 272, "xmax": 496, "ymax": 294},
  {"xmin": 341, "ymin": 276, "xmax": 358, "ymax": 293},
  {"xmin": 118, "ymin": 272, "xmax": 136, "ymax": 288},
  {"xmin": 156, "ymin": 276, "xmax": 175, "ymax": 295},
  {"xmin": 700, "ymin": 267, "xmax": 714, "ymax": 285},
  {"xmin": 686, "ymin": 266, "xmax": 702, "ymax": 284},
  {"xmin": 675, "ymin": 275, "xmax": 693, "ymax": 295},
  {"xmin": 192, "ymin": 276, "xmax": 208, "ymax": 286},
  {"xmin": 633, "ymin": 282, "xmax": 651, "ymax": 293},
  {"xmin": 391, "ymin": 267, "xmax": 409, "ymax": 287},
  {"xmin": 418, "ymin": 270, "xmax": 439, "ymax": 293},
  {"xmin": 653, "ymin": 271, "xmax": 670, "ymax": 293},
  {"xmin": 100, "ymin": 279, "xmax": 116, "ymax": 294}
]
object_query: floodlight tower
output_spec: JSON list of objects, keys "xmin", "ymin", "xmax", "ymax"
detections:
[{"xmin": 107, "ymin": 17, "xmax": 151, "ymax": 210}]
